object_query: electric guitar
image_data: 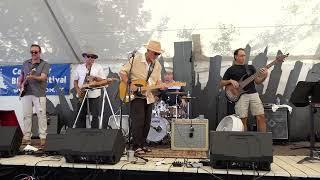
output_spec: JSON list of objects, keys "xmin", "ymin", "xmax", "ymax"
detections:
[
  {"xmin": 225, "ymin": 53, "xmax": 289, "ymax": 103},
  {"xmin": 19, "ymin": 68, "xmax": 36, "ymax": 99},
  {"xmin": 119, "ymin": 79, "xmax": 186, "ymax": 102}
]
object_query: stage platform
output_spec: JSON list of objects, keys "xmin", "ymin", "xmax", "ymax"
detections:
[
  {"xmin": 0, "ymin": 141, "xmax": 320, "ymax": 179},
  {"xmin": 1, "ymin": 154, "xmax": 320, "ymax": 179}
]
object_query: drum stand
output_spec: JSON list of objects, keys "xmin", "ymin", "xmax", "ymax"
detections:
[
  {"xmin": 174, "ymin": 91, "xmax": 192, "ymax": 119},
  {"xmin": 73, "ymin": 86, "xmax": 117, "ymax": 129}
]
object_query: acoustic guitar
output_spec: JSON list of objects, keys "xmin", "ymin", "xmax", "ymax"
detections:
[
  {"xmin": 225, "ymin": 53, "xmax": 289, "ymax": 103},
  {"xmin": 119, "ymin": 79, "xmax": 186, "ymax": 102}
]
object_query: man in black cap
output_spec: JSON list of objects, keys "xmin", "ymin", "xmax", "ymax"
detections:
[{"xmin": 73, "ymin": 50, "xmax": 106, "ymax": 128}]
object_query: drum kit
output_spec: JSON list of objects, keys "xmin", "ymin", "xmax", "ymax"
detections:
[
  {"xmin": 147, "ymin": 91, "xmax": 196, "ymax": 143},
  {"xmin": 107, "ymin": 90, "xmax": 196, "ymax": 144}
]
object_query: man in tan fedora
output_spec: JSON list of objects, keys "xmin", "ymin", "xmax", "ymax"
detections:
[
  {"xmin": 73, "ymin": 50, "xmax": 106, "ymax": 128},
  {"xmin": 119, "ymin": 40, "xmax": 163, "ymax": 154}
]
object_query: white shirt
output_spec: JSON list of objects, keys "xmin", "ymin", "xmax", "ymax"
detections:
[{"xmin": 74, "ymin": 63, "xmax": 106, "ymax": 98}]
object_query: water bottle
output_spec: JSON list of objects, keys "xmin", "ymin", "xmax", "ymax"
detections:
[{"xmin": 276, "ymin": 97, "xmax": 280, "ymax": 105}]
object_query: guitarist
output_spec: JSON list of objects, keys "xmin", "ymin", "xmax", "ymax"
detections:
[
  {"xmin": 119, "ymin": 40, "xmax": 163, "ymax": 155},
  {"xmin": 73, "ymin": 50, "xmax": 106, "ymax": 128},
  {"xmin": 220, "ymin": 48, "xmax": 268, "ymax": 132},
  {"xmin": 18, "ymin": 44, "xmax": 50, "ymax": 147}
]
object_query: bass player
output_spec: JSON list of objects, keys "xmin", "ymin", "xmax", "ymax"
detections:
[{"xmin": 220, "ymin": 48, "xmax": 268, "ymax": 132}]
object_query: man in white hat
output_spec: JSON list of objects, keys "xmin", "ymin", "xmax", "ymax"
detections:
[
  {"xmin": 119, "ymin": 40, "xmax": 163, "ymax": 154},
  {"xmin": 73, "ymin": 50, "xmax": 106, "ymax": 128}
]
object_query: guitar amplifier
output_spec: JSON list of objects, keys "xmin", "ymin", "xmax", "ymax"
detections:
[
  {"xmin": 264, "ymin": 106, "xmax": 289, "ymax": 140},
  {"xmin": 171, "ymin": 118, "xmax": 208, "ymax": 151}
]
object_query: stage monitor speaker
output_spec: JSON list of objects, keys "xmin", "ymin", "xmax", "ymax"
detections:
[
  {"xmin": 210, "ymin": 131, "xmax": 273, "ymax": 171},
  {"xmin": 264, "ymin": 106, "xmax": 289, "ymax": 140},
  {"xmin": 62, "ymin": 128, "xmax": 125, "ymax": 164},
  {"xmin": 171, "ymin": 118, "xmax": 208, "ymax": 151},
  {"xmin": 44, "ymin": 134, "xmax": 65, "ymax": 155},
  {"xmin": 0, "ymin": 126, "xmax": 23, "ymax": 157}
]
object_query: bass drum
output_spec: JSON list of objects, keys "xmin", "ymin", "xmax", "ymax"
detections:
[{"xmin": 147, "ymin": 117, "xmax": 170, "ymax": 143}]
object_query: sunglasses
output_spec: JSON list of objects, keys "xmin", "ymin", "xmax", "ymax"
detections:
[
  {"xmin": 153, "ymin": 52, "xmax": 160, "ymax": 56},
  {"xmin": 86, "ymin": 55, "xmax": 96, "ymax": 59},
  {"xmin": 30, "ymin": 51, "xmax": 39, "ymax": 54}
]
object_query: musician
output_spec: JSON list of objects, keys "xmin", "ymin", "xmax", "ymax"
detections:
[
  {"xmin": 18, "ymin": 44, "xmax": 50, "ymax": 146},
  {"xmin": 220, "ymin": 48, "xmax": 268, "ymax": 132},
  {"xmin": 119, "ymin": 40, "xmax": 163, "ymax": 155},
  {"xmin": 159, "ymin": 72, "xmax": 187, "ymax": 107},
  {"xmin": 73, "ymin": 50, "xmax": 106, "ymax": 128}
]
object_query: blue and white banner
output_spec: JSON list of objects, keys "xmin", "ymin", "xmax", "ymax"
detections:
[{"xmin": 0, "ymin": 64, "xmax": 70, "ymax": 96}]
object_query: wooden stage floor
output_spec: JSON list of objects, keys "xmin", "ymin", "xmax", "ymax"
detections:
[{"xmin": 1, "ymin": 141, "xmax": 320, "ymax": 179}]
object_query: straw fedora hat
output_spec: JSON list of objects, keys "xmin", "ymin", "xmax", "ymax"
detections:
[
  {"xmin": 82, "ymin": 50, "xmax": 98, "ymax": 59},
  {"xmin": 144, "ymin": 40, "xmax": 164, "ymax": 54}
]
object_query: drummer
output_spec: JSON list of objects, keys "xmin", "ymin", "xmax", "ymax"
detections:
[{"xmin": 159, "ymin": 72, "xmax": 187, "ymax": 107}]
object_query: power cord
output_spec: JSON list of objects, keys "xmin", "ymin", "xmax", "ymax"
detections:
[
  {"xmin": 198, "ymin": 167, "xmax": 223, "ymax": 180},
  {"xmin": 33, "ymin": 157, "xmax": 62, "ymax": 178},
  {"xmin": 13, "ymin": 174, "xmax": 35, "ymax": 180}
]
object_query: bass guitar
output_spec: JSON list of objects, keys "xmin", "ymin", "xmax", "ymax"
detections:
[{"xmin": 225, "ymin": 53, "xmax": 289, "ymax": 103}]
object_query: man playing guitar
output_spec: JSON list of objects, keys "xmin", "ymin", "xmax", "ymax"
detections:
[
  {"xmin": 220, "ymin": 48, "xmax": 268, "ymax": 132},
  {"xmin": 18, "ymin": 44, "xmax": 50, "ymax": 147},
  {"xmin": 119, "ymin": 40, "xmax": 163, "ymax": 155},
  {"xmin": 73, "ymin": 50, "xmax": 106, "ymax": 128}
]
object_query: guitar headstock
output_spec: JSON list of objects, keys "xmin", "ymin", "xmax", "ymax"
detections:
[{"xmin": 275, "ymin": 53, "xmax": 289, "ymax": 62}]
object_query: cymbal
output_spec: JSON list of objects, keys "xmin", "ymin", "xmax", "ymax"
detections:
[{"xmin": 167, "ymin": 91, "xmax": 187, "ymax": 95}]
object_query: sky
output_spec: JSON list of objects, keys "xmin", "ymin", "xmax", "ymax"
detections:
[{"xmin": 141, "ymin": 0, "xmax": 320, "ymax": 57}]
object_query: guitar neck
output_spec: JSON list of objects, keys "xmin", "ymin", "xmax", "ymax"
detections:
[
  {"xmin": 241, "ymin": 59, "xmax": 278, "ymax": 87},
  {"xmin": 141, "ymin": 84, "xmax": 163, "ymax": 91},
  {"xmin": 141, "ymin": 82, "xmax": 186, "ymax": 91}
]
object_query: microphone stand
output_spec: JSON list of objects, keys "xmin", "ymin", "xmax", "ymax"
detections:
[{"xmin": 126, "ymin": 51, "xmax": 136, "ymax": 151}]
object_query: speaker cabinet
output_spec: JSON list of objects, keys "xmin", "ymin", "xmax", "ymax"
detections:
[
  {"xmin": 264, "ymin": 106, "xmax": 289, "ymax": 140},
  {"xmin": 171, "ymin": 118, "xmax": 208, "ymax": 151},
  {"xmin": 62, "ymin": 128, "xmax": 125, "ymax": 164},
  {"xmin": 210, "ymin": 131, "xmax": 273, "ymax": 171},
  {"xmin": 0, "ymin": 126, "xmax": 23, "ymax": 157}
]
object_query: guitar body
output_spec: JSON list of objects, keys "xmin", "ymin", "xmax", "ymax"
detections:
[
  {"xmin": 19, "ymin": 69, "xmax": 36, "ymax": 99},
  {"xmin": 19, "ymin": 87, "xmax": 26, "ymax": 98},
  {"xmin": 225, "ymin": 75, "xmax": 247, "ymax": 103},
  {"xmin": 119, "ymin": 79, "xmax": 147, "ymax": 102}
]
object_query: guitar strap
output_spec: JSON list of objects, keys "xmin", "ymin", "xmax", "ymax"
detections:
[
  {"xmin": 244, "ymin": 64, "xmax": 251, "ymax": 76},
  {"xmin": 146, "ymin": 61, "xmax": 155, "ymax": 82}
]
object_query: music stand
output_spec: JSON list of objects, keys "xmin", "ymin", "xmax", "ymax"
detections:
[{"xmin": 290, "ymin": 81, "xmax": 320, "ymax": 163}]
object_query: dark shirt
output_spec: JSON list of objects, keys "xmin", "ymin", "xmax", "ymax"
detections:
[
  {"xmin": 22, "ymin": 59, "xmax": 50, "ymax": 97},
  {"xmin": 222, "ymin": 64, "xmax": 257, "ymax": 94}
]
